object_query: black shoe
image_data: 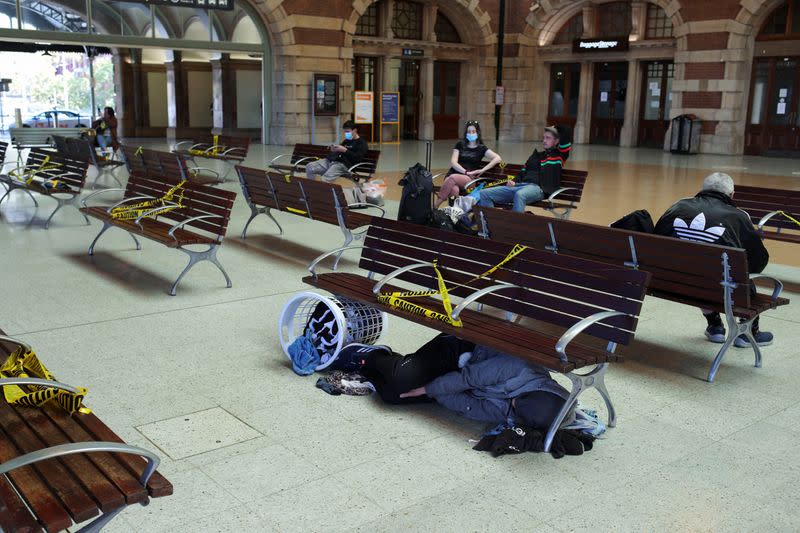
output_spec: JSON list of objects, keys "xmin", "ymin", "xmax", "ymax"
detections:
[{"xmin": 331, "ymin": 343, "xmax": 391, "ymax": 372}]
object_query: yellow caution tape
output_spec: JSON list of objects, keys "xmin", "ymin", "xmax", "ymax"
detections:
[
  {"xmin": 111, "ymin": 180, "xmax": 187, "ymax": 221},
  {"xmin": 189, "ymin": 135, "xmax": 223, "ymax": 157},
  {"xmin": 377, "ymin": 244, "xmax": 527, "ymax": 327},
  {"xmin": 775, "ymin": 210, "xmax": 800, "ymax": 227},
  {"xmin": 286, "ymin": 206, "xmax": 307, "ymax": 215},
  {"xmin": 284, "ymin": 174, "xmax": 292, "ymax": 183},
  {"xmin": 9, "ymin": 156, "xmax": 62, "ymax": 186},
  {"xmin": 135, "ymin": 146, "xmax": 144, "ymax": 156},
  {"xmin": 1, "ymin": 345, "xmax": 90, "ymax": 415}
]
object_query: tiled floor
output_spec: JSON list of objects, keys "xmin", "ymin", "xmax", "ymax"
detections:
[{"xmin": 1, "ymin": 139, "xmax": 799, "ymax": 532}]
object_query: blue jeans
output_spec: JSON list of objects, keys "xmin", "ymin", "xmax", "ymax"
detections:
[
  {"xmin": 97, "ymin": 132, "xmax": 112, "ymax": 151},
  {"xmin": 478, "ymin": 183, "xmax": 544, "ymax": 213}
]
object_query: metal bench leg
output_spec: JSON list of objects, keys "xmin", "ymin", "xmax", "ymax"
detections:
[
  {"xmin": 171, "ymin": 245, "xmax": 232, "ymax": 296},
  {"xmin": 241, "ymin": 205, "xmax": 282, "ymax": 239},
  {"xmin": 332, "ymin": 230, "xmax": 354, "ymax": 271},
  {"xmin": 548, "ymin": 207, "xmax": 572, "ymax": 220},
  {"xmin": 741, "ymin": 316, "xmax": 763, "ymax": 369},
  {"xmin": 44, "ymin": 201, "xmax": 64, "ymax": 229},
  {"xmin": 89, "ymin": 222, "xmax": 140, "ymax": 255},
  {"xmin": 543, "ymin": 363, "xmax": 614, "ymax": 452}
]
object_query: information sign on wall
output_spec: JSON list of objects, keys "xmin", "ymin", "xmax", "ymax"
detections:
[
  {"xmin": 354, "ymin": 91, "xmax": 374, "ymax": 124},
  {"xmin": 313, "ymin": 73, "xmax": 340, "ymax": 117},
  {"xmin": 572, "ymin": 38, "xmax": 629, "ymax": 53}
]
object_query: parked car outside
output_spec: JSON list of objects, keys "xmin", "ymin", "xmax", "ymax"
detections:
[{"xmin": 23, "ymin": 110, "xmax": 88, "ymax": 128}]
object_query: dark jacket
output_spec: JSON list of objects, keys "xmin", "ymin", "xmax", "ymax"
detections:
[
  {"xmin": 516, "ymin": 142, "xmax": 571, "ymax": 195},
  {"xmin": 425, "ymin": 345, "xmax": 572, "ymax": 424},
  {"xmin": 654, "ymin": 190, "xmax": 769, "ymax": 273},
  {"xmin": 328, "ymin": 137, "xmax": 368, "ymax": 168}
]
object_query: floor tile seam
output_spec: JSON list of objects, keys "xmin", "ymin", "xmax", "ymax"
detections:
[{"xmin": 3, "ymin": 288, "xmax": 306, "ymax": 336}]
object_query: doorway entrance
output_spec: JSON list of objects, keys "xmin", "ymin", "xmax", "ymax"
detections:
[
  {"xmin": 399, "ymin": 60, "xmax": 420, "ymax": 139},
  {"xmin": 745, "ymin": 57, "xmax": 800, "ymax": 156},
  {"xmin": 547, "ymin": 63, "xmax": 581, "ymax": 131},
  {"xmin": 638, "ymin": 61, "xmax": 673, "ymax": 148},
  {"xmin": 432, "ymin": 61, "xmax": 460, "ymax": 139},
  {"xmin": 590, "ymin": 62, "xmax": 628, "ymax": 145}
]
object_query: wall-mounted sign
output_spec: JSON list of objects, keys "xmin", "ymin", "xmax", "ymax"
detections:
[
  {"xmin": 495, "ymin": 86, "xmax": 505, "ymax": 106},
  {"xmin": 354, "ymin": 91, "xmax": 374, "ymax": 124},
  {"xmin": 313, "ymin": 73, "xmax": 339, "ymax": 117},
  {"xmin": 381, "ymin": 92, "xmax": 400, "ymax": 124},
  {"xmin": 402, "ymin": 48, "xmax": 424, "ymax": 57},
  {"xmin": 572, "ymin": 38, "xmax": 629, "ymax": 53},
  {"xmin": 0, "ymin": 78, "xmax": 11, "ymax": 93},
  {"xmin": 135, "ymin": 0, "xmax": 234, "ymax": 10}
]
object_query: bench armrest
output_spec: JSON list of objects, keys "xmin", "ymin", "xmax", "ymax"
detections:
[
  {"xmin": 451, "ymin": 283, "xmax": 521, "ymax": 320},
  {"xmin": 221, "ymin": 147, "xmax": 246, "ymax": 157},
  {"xmin": 134, "ymin": 202, "xmax": 181, "ymax": 226},
  {"xmin": 757, "ymin": 210, "xmax": 781, "ymax": 230},
  {"xmin": 202, "ymin": 144, "xmax": 225, "ymax": 155},
  {"xmin": 188, "ymin": 166, "xmax": 220, "ymax": 178},
  {"xmin": 347, "ymin": 162, "xmax": 373, "ymax": 174},
  {"xmin": 555, "ymin": 311, "xmax": 628, "ymax": 363},
  {"xmin": 347, "ymin": 203, "xmax": 385, "ymax": 217},
  {"xmin": 372, "ymin": 262, "xmax": 432, "ymax": 295},
  {"xmin": 168, "ymin": 214, "xmax": 224, "ymax": 241},
  {"xmin": 80, "ymin": 188, "xmax": 127, "ymax": 208},
  {"xmin": 268, "ymin": 153, "xmax": 292, "ymax": 165},
  {"xmin": 173, "ymin": 140, "xmax": 195, "ymax": 151},
  {"xmin": 0, "ymin": 442, "xmax": 161, "ymax": 488},
  {"xmin": 0, "ymin": 377, "xmax": 82, "ymax": 395},
  {"xmin": 464, "ymin": 177, "xmax": 498, "ymax": 190},
  {"xmin": 546, "ymin": 187, "xmax": 579, "ymax": 205},
  {"xmin": 106, "ymin": 195, "xmax": 157, "ymax": 214},
  {"xmin": 308, "ymin": 245, "xmax": 365, "ymax": 277},
  {"xmin": 750, "ymin": 274, "xmax": 784, "ymax": 302},
  {"xmin": 431, "ymin": 172, "xmax": 446, "ymax": 183}
]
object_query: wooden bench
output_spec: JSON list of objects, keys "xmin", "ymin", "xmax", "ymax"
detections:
[
  {"xmin": 0, "ymin": 148, "xmax": 91, "ymax": 229},
  {"xmin": 304, "ymin": 217, "xmax": 651, "ymax": 451},
  {"xmin": 120, "ymin": 145, "xmax": 221, "ymax": 187},
  {"xmin": 54, "ymin": 135, "xmax": 125, "ymax": 189},
  {"xmin": 80, "ymin": 175, "xmax": 237, "ymax": 295},
  {"xmin": 10, "ymin": 128, "xmax": 86, "ymax": 163},
  {"xmin": 0, "ymin": 332, "xmax": 172, "ymax": 532},
  {"xmin": 434, "ymin": 165, "xmax": 588, "ymax": 220},
  {"xmin": 475, "ymin": 207, "xmax": 790, "ymax": 382},
  {"xmin": 269, "ymin": 143, "xmax": 381, "ymax": 183},
  {"xmin": 173, "ymin": 134, "xmax": 250, "ymax": 181},
  {"xmin": 732, "ymin": 185, "xmax": 800, "ymax": 244},
  {"xmin": 236, "ymin": 166, "xmax": 385, "ymax": 270}
]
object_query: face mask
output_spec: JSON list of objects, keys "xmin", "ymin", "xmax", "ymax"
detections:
[
  {"xmin": 344, "ymin": 131, "xmax": 353, "ymax": 141},
  {"xmin": 466, "ymin": 133, "xmax": 478, "ymax": 142}
]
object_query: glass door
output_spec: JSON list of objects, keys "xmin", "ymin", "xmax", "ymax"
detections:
[
  {"xmin": 399, "ymin": 60, "xmax": 420, "ymax": 139},
  {"xmin": 590, "ymin": 62, "xmax": 628, "ymax": 145},
  {"xmin": 353, "ymin": 56, "xmax": 378, "ymax": 141},
  {"xmin": 432, "ymin": 61, "xmax": 460, "ymax": 139},
  {"xmin": 547, "ymin": 63, "xmax": 581, "ymax": 130},
  {"xmin": 638, "ymin": 61, "xmax": 674, "ymax": 148}
]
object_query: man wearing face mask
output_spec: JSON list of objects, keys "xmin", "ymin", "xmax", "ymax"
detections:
[
  {"xmin": 478, "ymin": 125, "xmax": 572, "ymax": 213},
  {"xmin": 306, "ymin": 120, "xmax": 369, "ymax": 182}
]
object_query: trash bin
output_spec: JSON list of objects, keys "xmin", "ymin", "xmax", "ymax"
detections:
[
  {"xmin": 669, "ymin": 114, "xmax": 702, "ymax": 155},
  {"xmin": 278, "ymin": 291, "xmax": 388, "ymax": 371}
]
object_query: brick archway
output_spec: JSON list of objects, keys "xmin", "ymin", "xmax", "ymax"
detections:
[{"xmin": 734, "ymin": 0, "xmax": 792, "ymax": 37}]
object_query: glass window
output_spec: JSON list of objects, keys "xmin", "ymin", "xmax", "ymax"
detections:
[
  {"xmin": 769, "ymin": 58, "xmax": 797, "ymax": 126},
  {"xmin": 435, "ymin": 12, "xmax": 461, "ymax": 43},
  {"xmin": 549, "ymin": 63, "xmax": 581, "ymax": 119},
  {"xmin": 392, "ymin": 1, "xmax": 423, "ymax": 40},
  {"xmin": 750, "ymin": 62, "xmax": 769, "ymax": 125},
  {"xmin": 761, "ymin": 4, "xmax": 789, "ymax": 36},
  {"xmin": 353, "ymin": 56, "xmax": 376, "ymax": 91},
  {"xmin": 550, "ymin": 69, "xmax": 566, "ymax": 117},
  {"xmin": 598, "ymin": 2, "xmax": 632, "ymax": 36},
  {"xmin": 645, "ymin": 4, "xmax": 673, "ymax": 39},
  {"xmin": 553, "ymin": 13, "xmax": 583, "ymax": 45},
  {"xmin": 794, "ymin": 0, "xmax": 800, "ymax": 33},
  {"xmin": 356, "ymin": 3, "xmax": 379, "ymax": 37}
]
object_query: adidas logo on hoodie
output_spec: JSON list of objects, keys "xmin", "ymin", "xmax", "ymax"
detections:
[{"xmin": 672, "ymin": 213, "xmax": 726, "ymax": 244}]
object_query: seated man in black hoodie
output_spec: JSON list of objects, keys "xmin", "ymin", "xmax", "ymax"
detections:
[
  {"xmin": 654, "ymin": 172, "xmax": 772, "ymax": 347},
  {"xmin": 306, "ymin": 120, "xmax": 368, "ymax": 182},
  {"xmin": 478, "ymin": 125, "xmax": 571, "ymax": 213}
]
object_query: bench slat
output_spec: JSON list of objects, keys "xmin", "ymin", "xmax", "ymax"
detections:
[{"xmin": 0, "ymin": 475, "xmax": 45, "ymax": 533}]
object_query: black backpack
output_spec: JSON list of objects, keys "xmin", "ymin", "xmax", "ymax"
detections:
[
  {"xmin": 610, "ymin": 209, "xmax": 655, "ymax": 234},
  {"xmin": 427, "ymin": 209, "xmax": 454, "ymax": 232},
  {"xmin": 397, "ymin": 163, "xmax": 433, "ymax": 225}
]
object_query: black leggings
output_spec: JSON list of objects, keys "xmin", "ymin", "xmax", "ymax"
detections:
[
  {"xmin": 511, "ymin": 391, "xmax": 567, "ymax": 430},
  {"xmin": 360, "ymin": 333, "xmax": 475, "ymax": 404}
]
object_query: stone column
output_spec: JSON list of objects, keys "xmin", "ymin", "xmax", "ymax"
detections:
[
  {"xmin": 112, "ymin": 51, "xmax": 136, "ymax": 137},
  {"xmin": 582, "ymin": 5, "xmax": 597, "ymax": 38},
  {"xmin": 620, "ymin": 59, "xmax": 640, "ymax": 147},
  {"xmin": 423, "ymin": 4, "xmax": 438, "ymax": 41},
  {"xmin": 381, "ymin": 0, "xmax": 394, "ymax": 39},
  {"xmin": 165, "ymin": 51, "xmax": 187, "ymax": 139},
  {"xmin": 211, "ymin": 54, "xmax": 235, "ymax": 133},
  {"xmin": 574, "ymin": 61, "xmax": 593, "ymax": 144},
  {"xmin": 420, "ymin": 57, "xmax": 435, "ymax": 140},
  {"xmin": 630, "ymin": 2, "xmax": 647, "ymax": 42}
]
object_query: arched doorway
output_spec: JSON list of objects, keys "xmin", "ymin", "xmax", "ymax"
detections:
[
  {"xmin": 349, "ymin": 0, "xmax": 491, "ymax": 141},
  {"xmin": 744, "ymin": 1, "xmax": 800, "ymax": 156}
]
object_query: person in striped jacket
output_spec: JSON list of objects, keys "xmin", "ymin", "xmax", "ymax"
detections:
[{"xmin": 478, "ymin": 125, "xmax": 572, "ymax": 213}]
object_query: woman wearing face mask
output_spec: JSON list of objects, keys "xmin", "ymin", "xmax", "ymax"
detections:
[{"xmin": 437, "ymin": 120, "xmax": 502, "ymax": 203}]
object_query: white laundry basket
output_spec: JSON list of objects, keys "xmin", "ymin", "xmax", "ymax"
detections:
[{"xmin": 279, "ymin": 291, "xmax": 388, "ymax": 371}]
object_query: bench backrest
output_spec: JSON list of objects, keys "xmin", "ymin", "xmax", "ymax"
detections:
[
  {"xmin": 360, "ymin": 217, "xmax": 650, "ymax": 347},
  {"xmin": 122, "ymin": 175, "xmax": 236, "ymax": 242},
  {"xmin": 0, "ymin": 140, "xmax": 7, "ymax": 165},
  {"xmin": 121, "ymin": 145, "xmax": 146, "ymax": 177},
  {"xmin": 733, "ymin": 185, "xmax": 800, "ymax": 233},
  {"xmin": 475, "ymin": 207, "xmax": 753, "ymax": 308},
  {"xmin": 24, "ymin": 148, "xmax": 89, "ymax": 192},
  {"xmin": 290, "ymin": 143, "xmax": 381, "ymax": 174},
  {"xmin": 473, "ymin": 163, "xmax": 588, "ymax": 204},
  {"xmin": 237, "ymin": 166, "xmax": 359, "ymax": 227},
  {"xmin": 10, "ymin": 127, "xmax": 84, "ymax": 149},
  {"xmin": 192, "ymin": 134, "xmax": 250, "ymax": 160},
  {"xmin": 55, "ymin": 136, "xmax": 101, "ymax": 166}
]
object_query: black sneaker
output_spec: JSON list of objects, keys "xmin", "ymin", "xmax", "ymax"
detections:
[
  {"xmin": 331, "ymin": 343, "xmax": 391, "ymax": 372},
  {"xmin": 734, "ymin": 331, "xmax": 773, "ymax": 348},
  {"xmin": 704, "ymin": 325, "xmax": 726, "ymax": 343}
]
